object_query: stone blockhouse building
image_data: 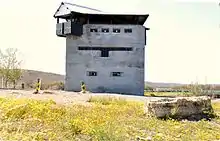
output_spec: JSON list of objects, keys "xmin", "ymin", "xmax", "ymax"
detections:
[{"xmin": 54, "ymin": 2, "xmax": 149, "ymax": 95}]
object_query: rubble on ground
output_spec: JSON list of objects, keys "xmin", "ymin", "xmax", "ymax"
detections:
[{"xmin": 144, "ymin": 96, "xmax": 215, "ymax": 120}]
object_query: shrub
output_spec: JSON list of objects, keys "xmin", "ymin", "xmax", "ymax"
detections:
[
  {"xmin": 48, "ymin": 82, "xmax": 64, "ymax": 90},
  {"xmin": 87, "ymin": 96, "xmax": 128, "ymax": 105}
]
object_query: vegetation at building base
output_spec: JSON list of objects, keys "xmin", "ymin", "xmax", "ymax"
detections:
[
  {"xmin": 26, "ymin": 81, "xmax": 65, "ymax": 90},
  {"xmin": 144, "ymin": 91, "xmax": 193, "ymax": 97},
  {"xmin": 0, "ymin": 97, "xmax": 219, "ymax": 141}
]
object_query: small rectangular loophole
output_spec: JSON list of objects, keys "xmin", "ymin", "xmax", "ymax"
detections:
[
  {"xmin": 111, "ymin": 72, "xmax": 123, "ymax": 77},
  {"xmin": 101, "ymin": 28, "xmax": 109, "ymax": 33},
  {"xmin": 124, "ymin": 28, "xmax": 132, "ymax": 33},
  {"xmin": 90, "ymin": 28, "xmax": 98, "ymax": 32},
  {"xmin": 113, "ymin": 28, "xmax": 120, "ymax": 33},
  {"xmin": 87, "ymin": 71, "xmax": 97, "ymax": 76}
]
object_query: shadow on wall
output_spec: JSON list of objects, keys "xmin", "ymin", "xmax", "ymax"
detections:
[
  {"xmin": 93, "ymin": 86, "xmax": 142, "ymax": 95},
  {"xmin": 96, "ymin": 86, "xmax": 106, "ymax": 93}
]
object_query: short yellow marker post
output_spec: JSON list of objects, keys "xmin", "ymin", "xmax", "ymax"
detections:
[{"xmin": 81, "ymin": 81, "xmax": 86, "ymax": 94}]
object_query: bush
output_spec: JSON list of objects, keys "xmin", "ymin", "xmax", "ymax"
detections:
[
  {"xmin": 145, "ymin": 85, "xmax": 154, "ymax": 91},
  {"xmin": 40, "ymin": 83, "xmax": 50, "ymax": 90},
  {"xmin": 87, "ymin": 96, "xmax": 128, "ymax": 105},
  {"xmin": 24, "ymin": 81, "xmax": 64, "ymax": 90},
  {"xmin": 48, "ymin": 82, "xmax": 64, "ymax": 90},
  {"xmin": 26, "ymin": 81, "xmax": 34, "ymax": 89}
]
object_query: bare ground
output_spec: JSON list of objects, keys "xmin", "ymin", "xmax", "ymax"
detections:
[{"xmin": 0, "ymin": 90, "xmax": 219, "ymax": 105}]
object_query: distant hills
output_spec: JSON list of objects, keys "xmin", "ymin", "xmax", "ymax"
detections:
[
  {"xmin": 18, "ymin": 70, "xmax": 219, "ymax": 88},
  {"xmin": 19, "ymin": 70, "xmax": 64, "ymax": 84},
  {"xmin": 145, "ymin": 82, "xmax": 185, "ymax": 88}
]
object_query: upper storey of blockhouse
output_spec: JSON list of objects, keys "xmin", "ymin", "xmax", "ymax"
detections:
[{"xmin": 54, "ymin": 2, "xmax": 149, "ymax": 25}]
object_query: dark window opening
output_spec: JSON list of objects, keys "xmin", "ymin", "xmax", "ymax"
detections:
[
  {"xmin": 111, "ymin": 72, "xmax": 123, "ymax": 77},
  {"xmin": 113, "ymin": 28, "xmax": 120, "ymax": 33},
  {"xmin": 101, "ymin": 49, "xmax": 109, "ymax": 57},
  {"xmin": 87, "ymin": 71, "xmax": 97, "ymax": 76},
  {"xmin": 101, "ymin": 28, "xmax": 109, "ymax": 33},
  {"xmin": 124, "ymin": 28, "xmax": 132, "ymax": 33},
  {"xmin": 90, "ymin": 28, "xmax": 98, "ymax": 32},
  {"xmin": 78, "ymin": 47, "xmax": 132, "ymax": 57},
  {"xmin": 78, "ymin": 47, "xmax": 132, "ymax": 51}
]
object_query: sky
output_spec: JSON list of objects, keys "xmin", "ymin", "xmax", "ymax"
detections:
[{"xmin": 0, "ymin": 0, "xmax": 219, "ymax": 84}]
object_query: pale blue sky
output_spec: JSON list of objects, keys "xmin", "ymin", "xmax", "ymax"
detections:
[{"xmin": 0, "ymin": 0, "xmax": 219, "ymax": 84}]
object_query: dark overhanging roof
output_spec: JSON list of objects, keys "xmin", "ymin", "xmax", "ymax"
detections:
[{"xmin": 54, "ymin": 2, "xmax": 149, "ymax": 25}]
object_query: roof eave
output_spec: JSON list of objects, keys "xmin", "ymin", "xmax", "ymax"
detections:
[
  {"xmin": 53, "ymin": 2, "xmax": 64, "ymax": 18},
  {"xmin": 53, "ymin": 2, "xmax": 149, "ymax": 17}
]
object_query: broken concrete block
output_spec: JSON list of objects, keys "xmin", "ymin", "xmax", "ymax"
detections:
[{"xmin": 144, "ymin": 96, "xmax": 214, "ymax": 120}]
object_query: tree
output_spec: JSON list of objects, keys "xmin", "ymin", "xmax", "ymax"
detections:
[
  {"xmin": 9, "ymin": 69, "xmax": 22, "ymax": 89},
  {"xmin": 0, "ymin": 48, "xmax": 22, "ymax": 88}
]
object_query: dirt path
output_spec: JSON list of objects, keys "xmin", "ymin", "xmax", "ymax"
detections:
[
  {"xmin": 0, "ymin": 90, "xmax": 169, "ymax": 104},
  {"xmin": 0, "ymin": 90, "xmax": 89, "ymax": 105},
  {"xmin": 0, "ymin": 90, "xmax": 219, "ymax": 105}
]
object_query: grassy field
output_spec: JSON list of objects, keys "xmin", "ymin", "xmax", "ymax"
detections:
[
  {"xmin": 144, "ymin": 91, "xmax": 193, "ymax": 97},
  {"xmin": 0, "ymin": 97, "xmax": 219, "ymax": 141},
  {"xmin": 144, "ymin": 91, "xmax": 220, "ymax": 97}
]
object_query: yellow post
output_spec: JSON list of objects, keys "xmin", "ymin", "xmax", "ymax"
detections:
[
  {"xmin": 34, "ymin": 78, "xmax": 41, "ymax": 94},
  {"xmin": 81, "ymin": 81, "xmax": 86, "ymax": 93}
]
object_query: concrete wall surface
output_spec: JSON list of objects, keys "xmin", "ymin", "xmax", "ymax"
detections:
[{"xmin": 65, "ymin": 24, "xmax": 146, "ymax": 95}]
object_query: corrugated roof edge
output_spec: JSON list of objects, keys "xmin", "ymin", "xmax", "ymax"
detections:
[
  {"xmin": 53, "ymin": 2, "xmax": 149, "ymax": 18},
  {"xmin": 64, "ymin": 2, "xmax": 103, "ymax": 12}
]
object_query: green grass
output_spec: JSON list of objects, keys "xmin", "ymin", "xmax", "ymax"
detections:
[
  {"xmin": 144, "ymin": 91, "xmax": 220, "ymax": 97},
  {"xmin": 87, "ymin": 96, "xmax": 128, "ymax": 105},
  {"xmin": 144, "ymin": 91, "xmax": 194, "ymax": 97},
  {"xmin": 0, "ymin": 97, "xmax": 219, "ymax": 141}
]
